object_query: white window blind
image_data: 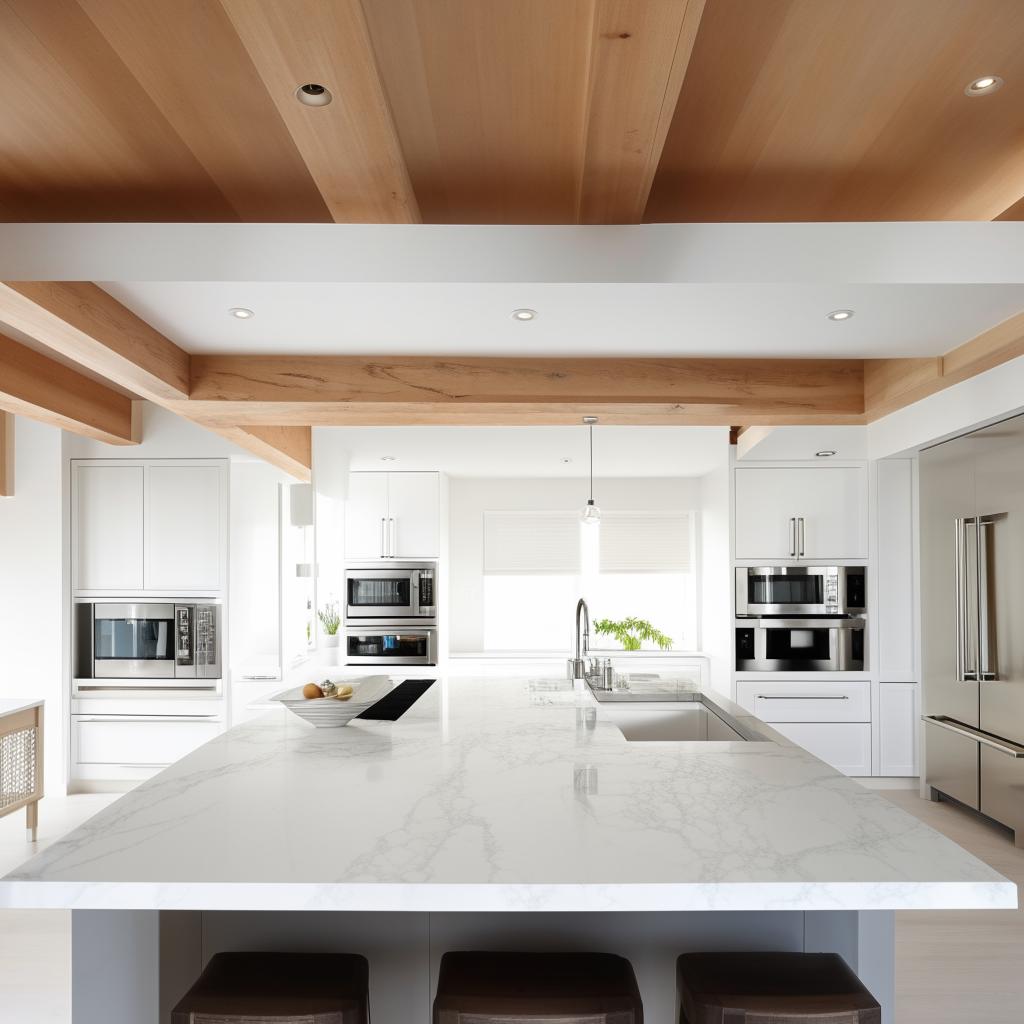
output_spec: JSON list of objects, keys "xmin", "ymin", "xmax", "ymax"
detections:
[
  {"xmin": 482, "ymin": 509, "xmax": 692, "ymax": 575},
  {"xmin": 598, "ymin": 511, "xmax": 691, "ymax": 573},
  {"xmin": 483, "ymin": 511, "xmax": 580, "ymax": 574}
]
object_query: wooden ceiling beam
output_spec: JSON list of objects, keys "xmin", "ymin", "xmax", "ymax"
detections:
[
  {"xmin": 220, "ymin": 0, "xmax": 420, "ymax": 224},
  {"xmin": 0, "ymin": 413, "xmax": 13, "ymax": 497},
  {"xmin": 204, "ymin": 424, "xmax": 313, "ymax": 482},
  {"xmin": 864, "ymin": 312, "xmax": 1024, "ymax": 421},
  {"xmin": 0, "ymin": 282, "xmax": 189, "ymax": 402},
  {"xmin": 183, "ymin": 353, "xmax": 864, "ymax": 425},
  {"xmin": 577, "ymin": 0, "xmax": 706, "ymax": 224},
  {"xmin": 0, "ymin": 332, "xmax": 140, "ymax": 445}
]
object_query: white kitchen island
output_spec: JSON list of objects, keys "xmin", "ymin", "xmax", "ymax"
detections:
[{"xmin": 1, "ymin": 676, "xmax": 1015, "ymax": 1023}]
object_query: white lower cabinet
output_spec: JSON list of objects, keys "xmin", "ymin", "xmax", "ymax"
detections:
[
  {"xmin": 72, "ymin": 715, "xmax": 222, "ymax": 781},
  {"xmin": 878, "ymin": 682, "xmax": 919, "ymax": 776},
  {"xmin": 767, "ymin": 722, "xmax": 873, "ymax": 777},
  {"xmin": 736, "ymin": 679, "xmax": 872, "ymax": 776}
]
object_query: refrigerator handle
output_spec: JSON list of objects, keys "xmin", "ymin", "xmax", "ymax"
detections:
[
  {"xmin": 977, "ymin": 513, "xmax": 1006, "ymax": 682},
  {"xmin": 954, "ymin": 516, "xmax": 977, "ymax": 682}
]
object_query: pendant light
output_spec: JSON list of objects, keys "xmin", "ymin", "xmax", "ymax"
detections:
[{"xmin": 581, "ymin": 416, "xmax": 601, "ymax": 525}]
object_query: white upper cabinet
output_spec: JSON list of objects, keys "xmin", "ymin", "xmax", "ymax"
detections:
[
  {"xmin": 74, "ymin": 465, "xmax": 144, "ymax": 591},
  {"xmin": 388, "ymin": 473, "xmax": 440, "ymax": 558},
  {"xmin": 345, "ymin": 472, "xmax": 440, "ymax": 560},
  {"xmin": 344, "ymin": 472, "xmax": 390, "ymax": 560},
  {"xmin": 734, "ymin": 466, "xmax": 868, "ymax": 561},
  {"xmin": 146, "ymin": 464, "xmax": 224, "ymax": 591},
  {"xmin": 73, "ymin": 460, "xmax": 226, "ymax": 594}
]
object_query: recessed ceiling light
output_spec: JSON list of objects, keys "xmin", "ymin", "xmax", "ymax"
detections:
[
  {"xmin": 511, "ymin": 308, "xmax": 536, "ymax": 321},
  {"xmin": 965, "ymin": 75, "xmax": 1003, "ymax": 96},
  {"xmin": 561, "ymin": 457, "xmax": 572, "ymax": 464},
  {"xmin": 816, "ymin": 450, "xmax": 837, "ymax": 458},
  {"xmin": 380, "ymin": 455, "xmax": 396, "ymax": 462},
  {"xmin": 229, "ymin": 307, "xmax": 254, "ymax": 319},
  {"xmin": 826, "ymin": 309, "xmax": 854, "ymax": 321},
  {"xmin": 295, "ymin": 83, "xmax": 333, "ymax": 107}
]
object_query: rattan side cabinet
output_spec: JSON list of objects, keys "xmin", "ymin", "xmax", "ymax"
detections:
[{"xmin": 0, "ymin": 699, "xmax": 43, "ymax": 841}]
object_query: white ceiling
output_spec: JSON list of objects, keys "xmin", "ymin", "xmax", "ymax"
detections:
[
  {"xmin": 318, "ymin": 425, "xmax": 729, "ymax": 478},
  {"xmin": 2, "ymin": 222, "xmax": 1022, "ymax": 360},
  {"xmin": 98, "ymin": 281, "xmax": 1024, "ymax": 359}
]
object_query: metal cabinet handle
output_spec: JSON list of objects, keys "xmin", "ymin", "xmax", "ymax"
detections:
[
  {"xmin": 757, "ymin": 694, "xmax": 849, "ymax": 700},
  {"xmin": 924, "ymin": 715, "xmax": 1024, "ymax": 758},
  {"xmin": 380, "ymin": 518, "xmax": 386, "ymax": 558},
  {"xmin": 788, "ymin": 517, "xmax": 796, "ymax": 557},
  {"xmin": 798, "ymin": 517, "xmax": 805, "ymax": 558}
]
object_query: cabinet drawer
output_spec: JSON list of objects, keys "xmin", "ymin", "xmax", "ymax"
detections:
[
  {"xmin": 769, "ymin": 722, "xmax": 872, "ymax": 776},
  {"xmin": 74, "ymin": 716, "xmax": 221, "ymax": 767},
  {"xmin": 736, "ymin": 680, "xmax": 870, "ymax": 722}
]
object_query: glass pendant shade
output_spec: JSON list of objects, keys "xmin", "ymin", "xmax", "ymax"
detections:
[{"xmin": 581, "ymin": 498, "xmax": 601, "ymax": 525}]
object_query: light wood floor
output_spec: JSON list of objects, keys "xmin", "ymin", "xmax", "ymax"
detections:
[
  {"xmin": 0, "ymin": 789, "xmax": 1020, "ymax": 1022},
  {"xmin": 884, "ymin": 789, "xmax": 1024, "ymax": 1024}
]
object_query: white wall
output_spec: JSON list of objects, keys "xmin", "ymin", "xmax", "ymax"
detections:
[
  {"xmin": 0, "ymin": 418, "xmax": 63, "ymax": 790},
  {"xmin": 698, "ymin": 462, "xmax": 731, "ymax": 694},
  {"xmin": 448, "ymin": 477, "xmax": 703, "ymax": 654},
  {"xmin": 63, "ymin": 403, "xmax": 243, "ymax": 460}
]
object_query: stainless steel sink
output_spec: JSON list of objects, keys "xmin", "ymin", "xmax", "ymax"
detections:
[{"xmin": 584, "ymin": 678, "xmax": 768, "ymax": 742}]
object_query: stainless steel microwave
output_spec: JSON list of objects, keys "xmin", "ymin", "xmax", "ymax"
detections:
[
  {"xmin": 735, "ymin": 566, "xmax": 865, "ymax": 617},
  {"xmin": 74, "ymin": 601, "xmax": 221, "ymax": 686},
  {"xmin": 344, "ymin": 562, "xmax": 437, "ymax": 620}
]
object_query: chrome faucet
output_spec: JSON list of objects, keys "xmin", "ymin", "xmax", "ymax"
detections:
[{"xmin": 571, "ymin": 597, "xmax": 591, "ymax": 679}]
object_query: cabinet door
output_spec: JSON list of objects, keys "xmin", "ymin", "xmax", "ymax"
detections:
[
  {"xmin": 734, "ymin": 466, "xmax": 867, "ymax": 560},
  {"xmin": 74, "ymin": 716, "xmax": 221, "ymax": 767},
  {"xmin": 876, "ymin": 460, "xmax": 915, "ymax": 678},
  {"xmin": 770, "ymin": 722, "xmax": 872, "ymax": 776},
  {"xmin": 146, "ymin": 465, "xmax": 224, "ymax": 591},
  {"xmin": 736, "ymin": 679, "xmax": 871, "ymax": 723},
  {"xmin": 879, "ymin": 683, "xmax": 918, "ymax": 776},
  {"xmin": 734, "ymin": 468, "xmax": 798, "ymax": 560},
  {"xmin": 798, "ymin": 466, "xmax": 867, "ymax": 559},
  {"xmin": 74, "ymin": 464, "xmax": 144, "ymax": 591},
  {"xmin": 388, "ymin": 472, "xmax": 440, "ymax": 558},
  {"xmin": 345, "ymin": 473, "xmax": 389, "ymax": 560}
]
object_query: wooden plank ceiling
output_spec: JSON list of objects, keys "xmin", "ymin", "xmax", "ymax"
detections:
[
  {"xmin": 1, "ymin": 0, "xmax": 1022, "ymax": 223},
  {"xmin": 1, "ymin": 1, "xmax": 1024, "ymax": 475}
]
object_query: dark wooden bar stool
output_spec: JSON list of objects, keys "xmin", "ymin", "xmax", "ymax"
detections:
[
  {"xmin": 171, "ymin": 952, "xmax": 369, "ymax": 1024},
  {"xmin": 677, "ymin": 952, "xmax": 881, "ymax": 1024},
  {"xmin": 434, "ymin": 951, "xmax": 643, "ymax": 1024}
]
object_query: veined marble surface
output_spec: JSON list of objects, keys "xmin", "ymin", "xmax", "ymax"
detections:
[{"xmin": 0, "ymin": 676, "xmax": 1015, "ymax": 912}]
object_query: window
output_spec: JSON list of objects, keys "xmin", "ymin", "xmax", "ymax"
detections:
[{"xmin": 481, "ymin": 510, "xmax": 696, "ymax": 652}]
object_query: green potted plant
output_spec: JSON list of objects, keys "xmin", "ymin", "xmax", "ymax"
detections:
[
  {"xmin": 317, "ymin": 601, "xmax": 341, "ymax": 663},
  {"xmin": 593, "ymin": 616, "xmax": 673, "ymax": 652}
]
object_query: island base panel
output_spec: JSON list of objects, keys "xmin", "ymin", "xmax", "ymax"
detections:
[{"xmin": 70, "ymin": 909, "xmax": 894, "ymax": 1024}]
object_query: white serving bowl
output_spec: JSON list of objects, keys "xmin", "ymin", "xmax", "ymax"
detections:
[{"xmin": 272, "ymin": 675, "xmax": 393, "ymax": 727}]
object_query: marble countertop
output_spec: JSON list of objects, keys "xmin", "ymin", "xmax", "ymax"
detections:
[{"xmin": 1, "ymin": 677, "xmax": 1015, "ymax": 913}]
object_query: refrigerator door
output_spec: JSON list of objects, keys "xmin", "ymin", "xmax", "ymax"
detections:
[
  {"xmin": 974, "ymin": 415, "xmax": 1024, "ymax": 744},
  {"xmin": 981, "ymin": 744, "xmax": 1024, "ymax": 846},
  {"xmin": 920, "ymin": 433, "xmax": 980, "ymax": 729},
  {"xmin": 924, "ymin": 717, "xmax": 981, "ymax": 809}
]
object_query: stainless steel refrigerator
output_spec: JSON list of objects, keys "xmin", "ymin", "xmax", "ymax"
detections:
[{"xmin": 921, "ymin": 412, "xmax": 1024, "ymax": 847}]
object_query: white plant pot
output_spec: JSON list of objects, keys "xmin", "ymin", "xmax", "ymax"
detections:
[{"xmin": 322, "ymin": 633, "xmax": 341, "ymax": 666}]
